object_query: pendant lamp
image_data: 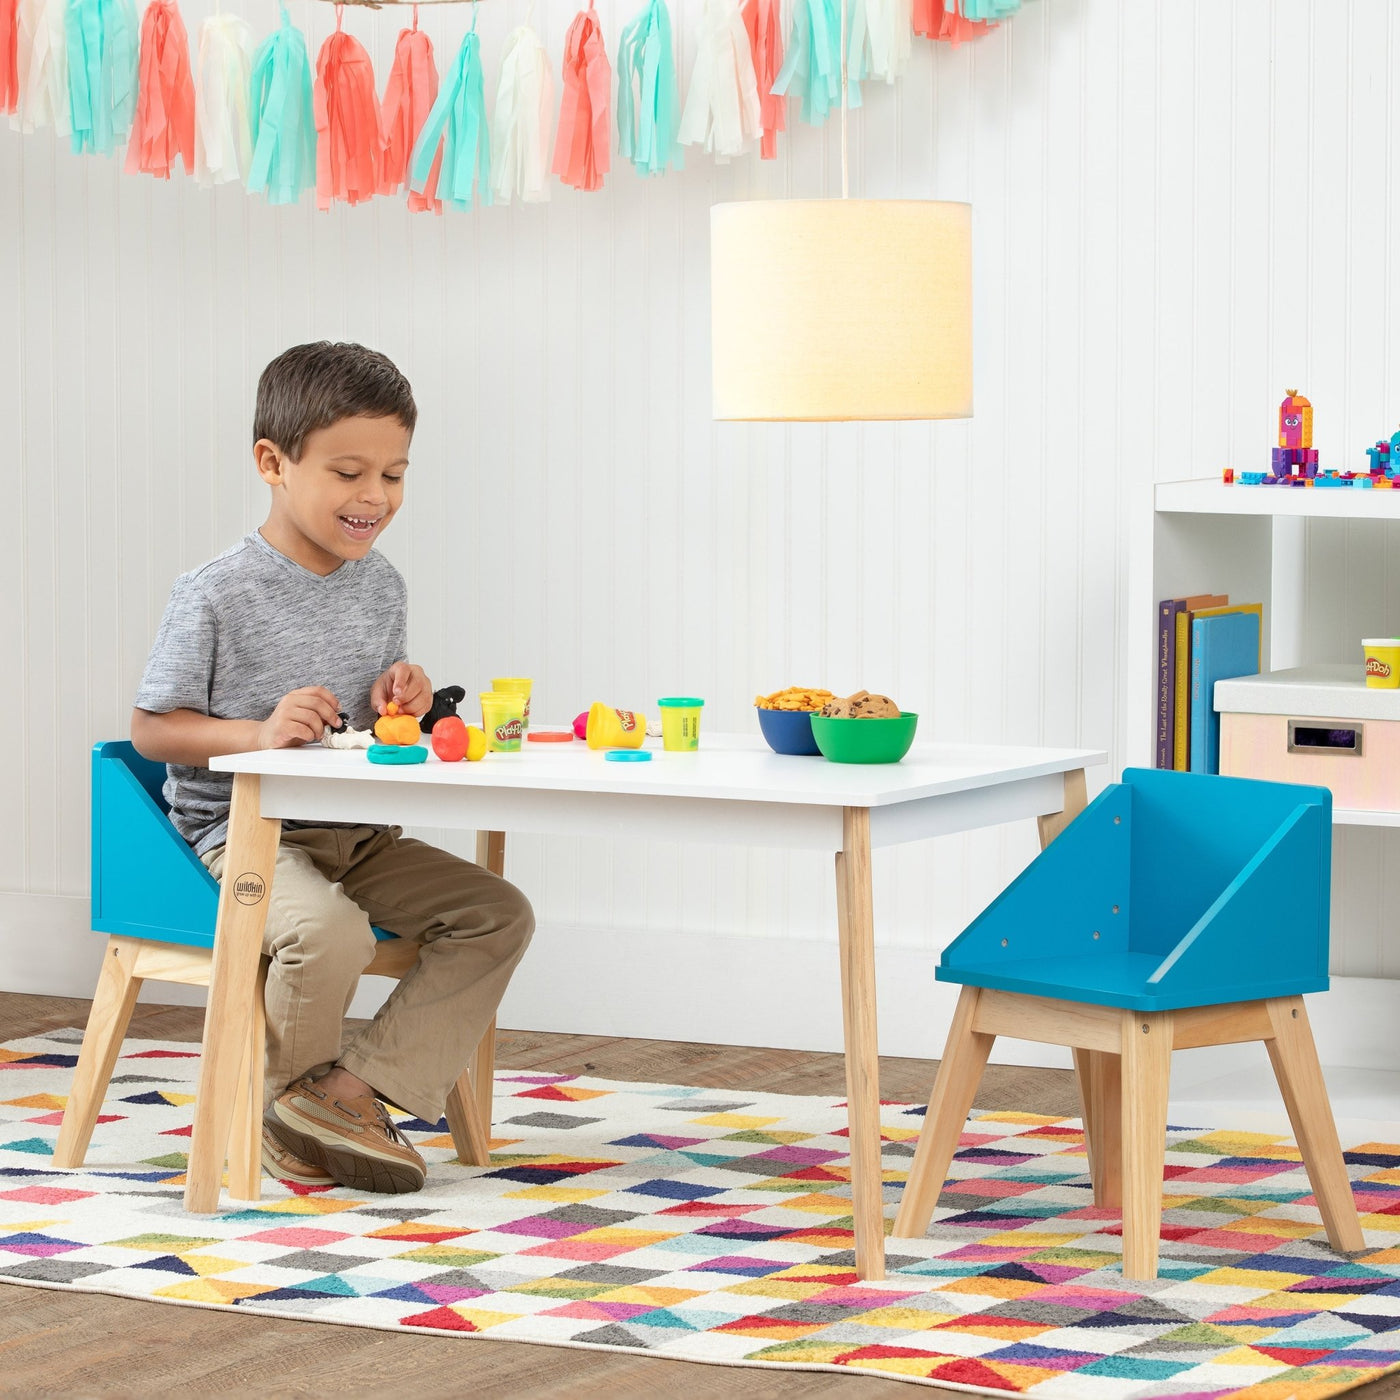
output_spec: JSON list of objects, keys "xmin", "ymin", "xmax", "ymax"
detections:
[{"xmin": 709, "ymin": 5, "xmax": 972, "ymax": 421}]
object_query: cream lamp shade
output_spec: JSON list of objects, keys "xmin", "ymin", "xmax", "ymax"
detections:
[{"xmin": 710, "ymin": 199, "xmax": 973, "ymax": 422}]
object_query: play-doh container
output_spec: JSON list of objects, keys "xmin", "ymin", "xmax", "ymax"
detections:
[
  {"xmin": 658, "ymin": 698, "xmax": 704, "ymax": 752},
  {"xmin": 586, "ymin": 703, "xmax": 647, "ymax": 750},
  {"xmin": 480, "ymin": 690, "xmax": 526, "ymax": 752},
  {"xmin": 492, "ymin": 677, "xmax": 534, "ymax": 728},
  {"xmin": 1362, "ymin": 640, "xmax": 1400, "ymax": 689}
]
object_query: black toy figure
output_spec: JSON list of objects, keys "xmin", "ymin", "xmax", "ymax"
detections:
[{"xmin": 423, "ymin": 685, "xmax": 467, "ymax": 732}]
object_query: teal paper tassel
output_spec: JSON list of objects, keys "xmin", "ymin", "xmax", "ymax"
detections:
[
  {"xmin": 248, "ymin": 5, "xmax": 315, "ymax": 205},
  {"xmin": 771, "ymin": 0, "xmax": 864, "ymax": 127},
  {"xmin": 65, "ymin": 0, "xmax": 138, "ymax": 155},
  {"xmin": 616, "ymin": 0, "xmax": 681, "ymax": 176},
  {"xmin": 960, "ymin": 0, "xmax": 1021, "ymax": 17},
  {"xmin": 409, "ymin": 22, "xmax": 490, "ymax": 210}
]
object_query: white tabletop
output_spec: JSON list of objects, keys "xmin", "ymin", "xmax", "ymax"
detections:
[{"xmin": 210, "ymin": 731, "xmax": 1104, "ymax": 810}]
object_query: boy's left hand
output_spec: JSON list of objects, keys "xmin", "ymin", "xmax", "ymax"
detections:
[{"xmin": 372, "ymin": 662, "xmax": 434, "ymax": 718}]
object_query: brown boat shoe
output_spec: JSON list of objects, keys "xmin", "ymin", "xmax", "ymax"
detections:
[
  {"xmin": 261, "ymin": 1125, "xmax": 336, "ymax": 1186},
  {"xmin": 264, "ymin": 1078, "xmax": 427, "ymax": 1194}
]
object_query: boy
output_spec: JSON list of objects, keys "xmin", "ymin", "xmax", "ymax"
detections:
[{"xmin": 131, "ymin": 342, "xmax": 534, "ymax": 1194}]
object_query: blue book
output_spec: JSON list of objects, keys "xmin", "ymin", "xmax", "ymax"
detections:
[{"xmin": 1190, "ymin": 607, "xmax": 1262, "ymax": 774}]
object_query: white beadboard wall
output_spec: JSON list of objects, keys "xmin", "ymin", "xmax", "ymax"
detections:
[{"xmin": 2, "ymin": 0, "xmax": 1399, "ymax": 1062}]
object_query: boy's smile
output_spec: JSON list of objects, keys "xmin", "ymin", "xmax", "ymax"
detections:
[{"xmin": 255, "ymin": 415, "xmax": 411, "ymax": 576}]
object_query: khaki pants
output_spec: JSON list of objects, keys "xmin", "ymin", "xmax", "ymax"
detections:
[{"xmin": 202, "ymin": 826, "xmax": 534, "ymax": 1124}]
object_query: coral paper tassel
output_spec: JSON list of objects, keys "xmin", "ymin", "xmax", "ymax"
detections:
[
  {"xmin": 0, "ymin": 0, "xmax": 18, "ymax": 113},
  {"xmin": 912, "ymin": 0, "xmax": 990, "ymax": 44},
  {"xmin": 491, "ymin": 23, "xmax": 551, "ymax": 204},
  {"xmin": 314, "ymin": 11, "xmax": 380, "ymax": 209},
  {"xmin": 552, "ymin": 2, "xmax": 609, "ymax": 192},
  {"xmin": 125, "ymin": 0, "xmax": 194, "ymax": 177},
  {"xmin": 380, "ymin": 19, "xmax": 439, "ymax": 211},
  {"xmin": 740, "ymin": 0, "xmax": 783, "ymax": 160}
]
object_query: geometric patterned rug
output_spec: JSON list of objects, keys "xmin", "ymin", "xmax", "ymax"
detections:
[{"xmin": 4, "ymin": 1033, "xmax": 1400, "ymax": 1398}]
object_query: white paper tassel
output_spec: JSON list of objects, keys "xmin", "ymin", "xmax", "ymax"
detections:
[
  {"xmin": 491, "ymin": 24, "xmax": 551, "ymax": 205},
  {"xmin": 11, "ymin": 0, "xmax": 69, "ymax": 135},
  {"xmin": 194, "ymin": 13, "xmax": 253, "ymax": 186},
  {"xmin": 677, "ymin": 0, "xmax": 761, "ymax": 160},
  {"xmin": 864, "ymin": 0, "xmax": 910, "ymax": 84}
]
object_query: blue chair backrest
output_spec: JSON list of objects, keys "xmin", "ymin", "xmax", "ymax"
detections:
[
  {"xmin": 91, "ymin": 741, "xmax": 221, "ymax": 949},
  {"xmin": 91, "ymin": 741, "xmax": 396, "ymax": 950}
]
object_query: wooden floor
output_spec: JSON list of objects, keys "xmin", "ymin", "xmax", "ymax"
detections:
[{"xmin": 1, "ymin": 991, "xmax": 1396, "ymax": 1399}]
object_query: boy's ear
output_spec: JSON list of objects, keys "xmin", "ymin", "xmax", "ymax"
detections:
[{"xmin": 254, "ymin": 439, "xmax": 287, "ymax": 486}]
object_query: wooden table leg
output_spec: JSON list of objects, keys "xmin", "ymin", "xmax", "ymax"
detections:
[
  {"xmin": 1037, "ymin": 768, "xmax": 1087, "ymax": 850},
  {"xmin": 838, "ymin": 807, "xmax": 885, "ymax": 1281},
  {"xmin": 185, "ymin": 774, "xmax": 279, "ymax": 1213},
  {"xmin": 472, "ymin": 831, "xmax": 506, "ymax": 1143}
]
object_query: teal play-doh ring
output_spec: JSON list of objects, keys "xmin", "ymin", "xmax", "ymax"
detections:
[
  {"xmin": 367, "ymin": 744, "xmax": 428, "ymax": 765},
  {"xmin": 604, "ymin": 749, "xmax": 653, "ymax": 762}
]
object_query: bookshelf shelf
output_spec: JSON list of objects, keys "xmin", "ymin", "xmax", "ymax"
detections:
[
  {"xmin": 1334, "ymin": 808, "xmax": 1400, "ymax": 829},
  {"xmin": 1157, "ymin": 477, "xmax": 1400, "ymax": 520}
]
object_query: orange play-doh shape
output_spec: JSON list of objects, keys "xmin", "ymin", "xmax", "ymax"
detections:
[{"xmin": 374, "ymin": 701, "xmax": 422, "ymax": 746}]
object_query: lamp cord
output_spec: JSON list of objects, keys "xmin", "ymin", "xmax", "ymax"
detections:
[{"xmin": 839, "ymin": 0, "xmax": 848, "ymax": 197}]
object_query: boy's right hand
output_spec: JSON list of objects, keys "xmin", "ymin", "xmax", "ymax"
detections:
[{"xmin": 258, "ymin": 687, "xmax": 343, "ymax": 750}]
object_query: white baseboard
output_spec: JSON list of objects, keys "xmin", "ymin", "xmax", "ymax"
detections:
[{"xmin": 4, "ymin": 894, "xmax": 1399, "ymax": 1084}]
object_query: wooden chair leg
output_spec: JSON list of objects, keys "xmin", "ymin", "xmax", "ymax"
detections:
[
  {"xmin": 227, "ymin": 963, "xmax": 267, "ymax": 1200},
  {"xmin": 445, "ymin": 1065, "xmax": 491, "ymax": 1166},
  {"xmin": 1265, "ymin": 996, "xmax": 1365, "ymax": 1254},
  {"xmin": 1073, "ymin": 1047, "xmax": 1122, "ymax": 1209},
  {"xmin": 1119, "ymin": 1009, "xmax": 1172, "ymax": 1281},
  {"xmin": 891, "ymin": 986, "xmax": 995, "ymax": 1239},
  {"xmin": 53, "ymin": 937, "xmax": 144, "ymax": 1169},
  {"xmin": 468, "ymin": 1018, "xmax": 496, "ymax": 1147}
]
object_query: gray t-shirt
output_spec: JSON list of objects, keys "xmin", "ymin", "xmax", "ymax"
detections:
[{"xmin": 134, "ymin": 531, "xmax": 408, "ymax": 855}]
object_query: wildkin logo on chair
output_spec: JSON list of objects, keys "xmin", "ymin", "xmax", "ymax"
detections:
[{"xmin": 233, "ymin": 873, "xmax": 267, "ymax": 906}]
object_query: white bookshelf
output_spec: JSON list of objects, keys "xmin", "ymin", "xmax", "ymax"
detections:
[
  {"xmin": 1130, "ymin": 475, "xmax": 1400, "ymax": 1095},
  {"xmin": 1135, "ymin": 477, "xmax": 1400, "ymax": 829}
]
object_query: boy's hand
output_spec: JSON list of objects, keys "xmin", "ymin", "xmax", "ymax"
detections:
[
  {"xmin": 258, "ymin": 687, "xmax": 343, "ymax": 750},
  {"xmin": 372, "ymin": 662, "xmax": 433, "ymax": 718}
]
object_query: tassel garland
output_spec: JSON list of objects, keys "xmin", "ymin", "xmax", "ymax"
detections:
[
  {"xmin": 490, "ymin": 23, "xmax": 551, "ymax": 204},
  {"xmin": 1, "ymin": 0, "xmax": 17, "ymax": 114},
  {"xmin": 12, "ymin": 0, "xmax": 68, "ymax": 133},
  {"xmin": 125, "ymin": 0, "xmax": 193, "ymax": 177},
  {"xmin": 771, "ymin": 0, "xmax": 863, "ymax": 128},
  {"xmin": 740, "ymin": 0, "xmax": 783, "ymax": 159},
  {"xmin": 408, "ymin": 23, "xmax": 490, "ymax": 211},
  {"xmin": 864, "ymin": 0, "xmax": 910, "ymax": 83},
  {"xmin": 552, "ymin": 2, "xmax": 609, "ymax": 192},
  {"xmin": 912, "ymin": 0, "xmax": 990, "ymax": 44},
  {"xmin": 66, "ymin": 0, "xmax": 139, "ymax": 155},
  {"xmin": 194, "ymin": 14, "xmax": 252, "ymax": 186},
  {"xmin": 380, "ymin": 19, "xmax": 439, "ymax": 211},
  {"xmin": 314, "ymin": 12, "xmax": 380, "ymax": 208},
  {"xmin": 248, "ymin": 5, "xmax": 315, "ymax": 205},
  {"xmin": 616, "ymin": 0, "xmax": 680, "ymax": 177},
  {"xmin": 678, "ymin": 0, "xmax": 758, "ymax": 160}
]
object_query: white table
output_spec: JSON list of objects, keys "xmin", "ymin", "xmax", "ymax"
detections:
[{"xmin": 193, "ymin": 732, "xmax": 1104, "ymax": 1279}]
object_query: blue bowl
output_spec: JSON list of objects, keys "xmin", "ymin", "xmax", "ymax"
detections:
[{"xmin": 757, "ymin": 706, "xmax": 822, "ymax": 756}]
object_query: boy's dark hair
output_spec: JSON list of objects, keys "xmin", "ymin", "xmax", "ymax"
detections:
[{"xmin": 253, "ymin": 342, "xmax": 417, "ymax": 460}]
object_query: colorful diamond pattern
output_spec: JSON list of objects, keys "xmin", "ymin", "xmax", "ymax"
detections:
[{"xmin": 1, "ymin": 1033, "xmax": 1399, "ymax": 1396}]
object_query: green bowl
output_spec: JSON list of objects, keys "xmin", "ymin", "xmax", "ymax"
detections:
[{"xmin": 810, "ymin": 712, "xmax": 919, "ymax": 764}]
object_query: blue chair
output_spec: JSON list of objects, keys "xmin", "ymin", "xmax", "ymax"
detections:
[
  {"xmin": 53, "ymin": 742, "xmax": 492, "ymax": 1197},
  {"xmin": 891, "ymin": 768, "xmax": 1364, "ymax": 1280}
]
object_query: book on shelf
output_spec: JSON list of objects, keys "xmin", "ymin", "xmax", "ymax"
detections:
[
  {"xmin": 1156, "ymin": 594, "xmax": 1227, "ymax": 769},
  {"xmin": 1189, "ymin": 604, "xmax": 1264, "ymax": 774}
]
